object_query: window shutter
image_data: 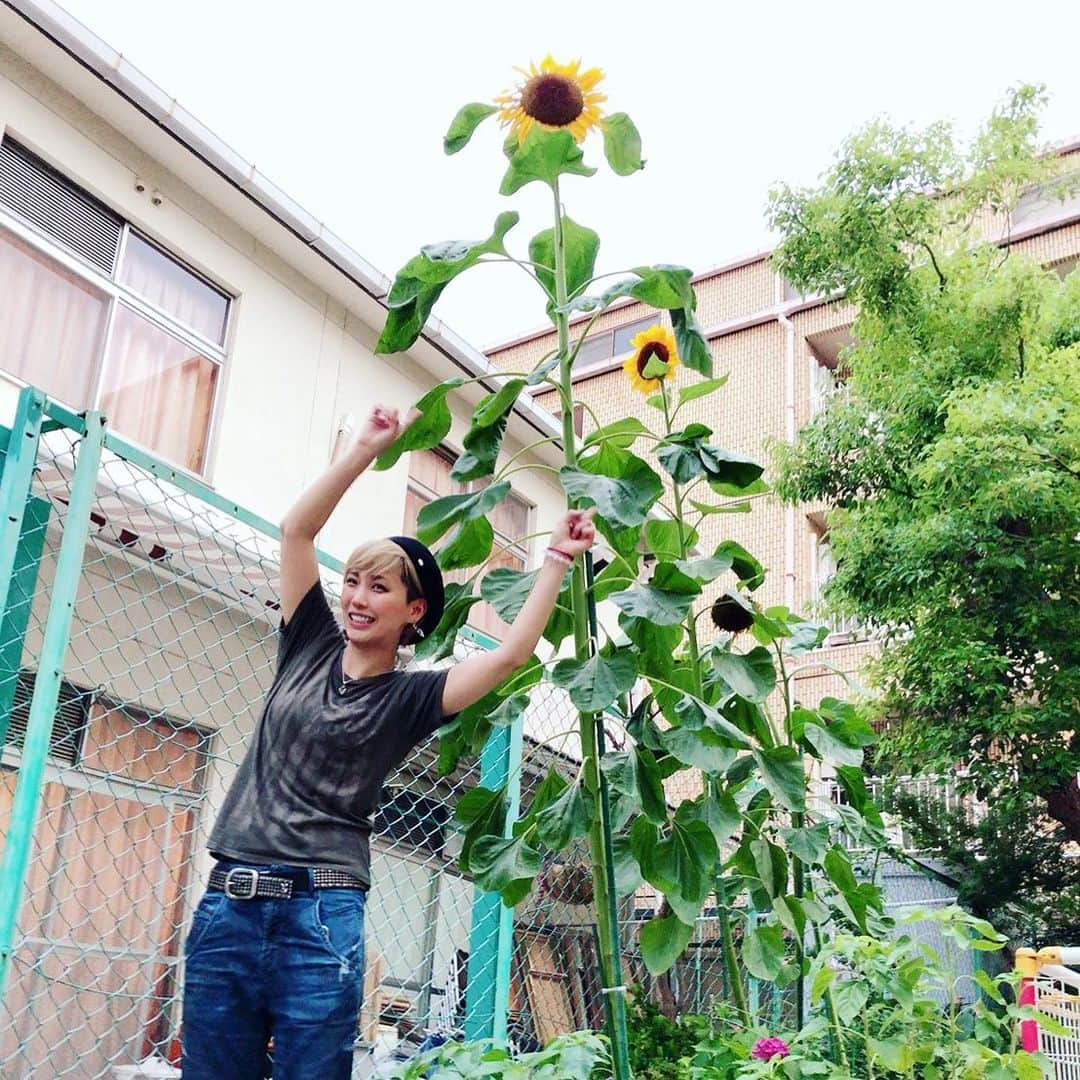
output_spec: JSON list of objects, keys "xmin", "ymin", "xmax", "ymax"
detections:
[
  {"xmin": 0, "ymin": 139, "xmax": 122, "ymax": 274},
  {"xmin": 3, "ymin": 669, "xmax": 90, "ymax": 766}
]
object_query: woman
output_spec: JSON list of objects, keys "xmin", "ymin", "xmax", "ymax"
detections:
[{"xmin": 181, "ymin": 404, "xmax": 596, "ymax": 1079}]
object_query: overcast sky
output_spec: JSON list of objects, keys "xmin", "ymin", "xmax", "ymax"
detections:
[{"xmin": 60, "ymin": 0, "xmax": 1080, "ymax": 349}]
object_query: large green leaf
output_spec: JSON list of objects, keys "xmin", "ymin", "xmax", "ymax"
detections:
[
  {"xmin": 640, "ymin": 912, "xmax": 693, "ymax": 975},
  {"xmin": 401, "ymin": 212, "xmax": 520, "ymax": 289},
  {"xmin": 469, "ymin": 834, "xmax": 541, "ymax": 904},
  {"xmin": 644, "ymin": 520, "xmax": 696, "ymax": 560},
  {"xmin": 742, "ymin": 923, "xmax": 785, "ymax": 981},
  {"xmin": 417, "ymin": 581, "xmax": 479, "ymax": 665},
  {"xmin": 657, "ymin": 425, "xmax": 763, "ymax": 490},
  {"xmin": 630, "ymin": 265, "xmax": 695, "ymax": 310},
  {"xmin": 444, "ymin": 102, "xmax": 498, "ymax": 154},
  {"xmin": 374, "ymin": 378, "xmax": 465, "ymax": 470},
  {"xmin": 480, "ymin": 566, "xmax": 537, "ymax": 622},
  {"xmin": 751, "ymin": 838, "xmax": 789, "ymax": 899},
  {"xmin": 751, "ymin": 745, "xmax": 807, "ymax": 812},
  {"xmin": 582, "ymin": 416, "xmax": 650, "ymax": 450},
  {"xmin": 451, "ymin": 382, "xmax": 525, "ymax": 482},
  {"xmin": 670, "ymin": 307, "xmax": 712, "ymax": 376},
  {"xmin": 560, "ymin": 447, "xmax": 663, "ymax": 528},
  {"xmin": 712, "ymin": 646, "xmax": 776, "ymax": 703},
  {"xmin": 602, "ymin": 112, "xmax": 644, "ymax": 175},
  {"xmin": 678, "ymin": 375, "xmax": 729, "ymax": 404},
  {"xmin": 535, "ymin": 779, "xmax": 591, "ymax": 850},
  {"xmin": 417, "ymin": 481, "xmax": 511, "ymax": 546},
  {"xmin": 499, "ymin": 128, "xmax": 596, "ymax": 195},
  {"xmin": 677, "ymin": 790, "xmax": 742, "ymax": 848},
  {"xmin": 551, "ymin": 651, "xmax": 637, "ymax": 713},
  {"xmin": 675, "ymin": 555, "xmax": 734, "ymax": 583},
  {"xmin": 612, "ymin": 832, "xmax": 644, "ymax": 897},
  {"xmin": 802, "ymin": 722, "xmax": 864, "ymax": 767},
  {"xmin": 376, "ymin": 214, "xmax": 519, "ymax": 355},
  {"xmin": 602, "ymin": 748, "xmax": 667, "ymax": 828},
  {"xmin": 637, "ymin": 817, "xmax": 717, "ymax": 910},
  {"xmin": 517, "ymin": 767, "xmax": 569, "ymax": 832},
  {"xmin": 659, "ymin": 726, "xmax": 737, "ymax": 774},
  {"xmin": 608, "ymin": 562, "xmax": 701, "ymax": 626},
  {"xmin": 713, "ymin": 540, "xmax": 766, "ymax": 591},
  {"xmin": 455, "ymin": 784, "xmax": 507, "ymax": 874},
  {"xmin": 672, "ymin": 694, "xmax": 754, "ymax": 750},
  {"xmin": 530, "ymin": 218, "xmax": 600, "ymax": 307},
  {"xmin": 436, "ymin": 516, "xmax": 493, "ymax": 572},
  {"xmin": 781, "ymin": 823, "xmax": 831, "ymax": 867}
]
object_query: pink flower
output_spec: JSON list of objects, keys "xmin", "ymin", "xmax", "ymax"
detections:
[{"xmin": 751, "ymin": 1036, "xmax": 791, "ymax": 1061}]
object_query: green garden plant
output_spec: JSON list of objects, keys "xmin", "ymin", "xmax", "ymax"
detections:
[{"xmin": 376, "ymin": 56, "xmax": 887, "ymax": 1077}]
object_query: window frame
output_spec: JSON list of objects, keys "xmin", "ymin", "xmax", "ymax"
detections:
[
  {"xmin": 0, "ymin": 176, "xmax": 232, "ymax": 478},
  {"xmin": 569, "ymin": 314, "xmax": 658, "ymax": 379}
]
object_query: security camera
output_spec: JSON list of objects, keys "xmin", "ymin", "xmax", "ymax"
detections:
[
  {"xmin": 134, "ymin": 177, "xmax": 147, "ymax": 193},
  {"xmin": 150, "ymin": 189, "xmax": 164, "ymax": 207}
]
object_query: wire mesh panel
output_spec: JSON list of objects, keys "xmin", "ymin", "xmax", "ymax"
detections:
[
  {"xmin": 1035, "ymin": 964, "xmax": 1080, "ymax": 1077},
  {"xmin": 0, "ymin": 410, "xmax": 499, "ymax": 1079}
]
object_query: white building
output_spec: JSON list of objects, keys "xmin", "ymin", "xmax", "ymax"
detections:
[{"xmin": 0, "ymin": 2, "xmax": 570, "ymax": 1075}]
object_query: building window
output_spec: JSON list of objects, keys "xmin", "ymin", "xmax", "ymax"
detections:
[
  {"xmin": 0, "ymin": 138, "xmax": 230, "ymax": 474},
  {"xmin": 1011, "ymin": 170, "xmax": 1080, "ymax": 235},
  {"xmin": 570, "ymin": 315, "xmax": 656, "ymax": 378},
  {"xmin": 808, "ymin": 520, "xmax": 865, "ymax": 644},
  {"xmin": 403, "ymin": 448, "xmax": 532, "ymax": 641}
]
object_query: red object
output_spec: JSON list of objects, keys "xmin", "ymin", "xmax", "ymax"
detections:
[
  {"xmin": 548, "ymin": 547, "xmax": 575, "ymax": 561},
  {"xmin": 1020, "ymin": 976, "xmax": 1039, "ymax": 1053}
]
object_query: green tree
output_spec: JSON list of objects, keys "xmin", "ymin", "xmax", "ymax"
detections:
[{"xmin": 768, "ymin": 86, "xmax": 1080, "ymax": 849}]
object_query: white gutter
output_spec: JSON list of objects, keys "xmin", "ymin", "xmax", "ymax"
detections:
[
  {"xmin": 4, "ymin": 0, "xmax": 563, "ymax": 444},
  {"xmin": 776, "ymin": 280, "xmax": 797, "ymax": 609}
]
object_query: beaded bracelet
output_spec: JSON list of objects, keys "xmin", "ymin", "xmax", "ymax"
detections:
[{"xmin": 545, "ymin": 547, "xmax": 574, "ymax": 566}]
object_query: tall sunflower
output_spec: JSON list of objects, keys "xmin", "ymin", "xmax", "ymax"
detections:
[
  {"xmin": 622, "ymin": 324, "xmax": 680, "ymax": 394},
  {"xmin": 496, "ymin": 56, "xmax": 606, "ymax": 145}
]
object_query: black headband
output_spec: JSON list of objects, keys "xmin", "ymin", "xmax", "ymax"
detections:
[{"xmin": 388, "ymin": 536, "xmax": 445, "ymax": 638}]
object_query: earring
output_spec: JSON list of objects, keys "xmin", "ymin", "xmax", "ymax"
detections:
[{"xmin": 413, "ymin": 623, "xmax": 425, "ymax": 640}]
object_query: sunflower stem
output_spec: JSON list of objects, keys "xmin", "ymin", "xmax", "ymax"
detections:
[
  {"xmin": 661, "ymin": 380, "xmax": 751, "ymax": 1027},
  {"xmin": 552, "ymin": 176, "xmax": 633, "ymax": 1080}
]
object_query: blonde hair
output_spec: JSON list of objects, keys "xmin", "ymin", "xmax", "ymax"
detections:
[{"xmin": 343, "ymin": 539, "xmax": 426, "ymax": 646}]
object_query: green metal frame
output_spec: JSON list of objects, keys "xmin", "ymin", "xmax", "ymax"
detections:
[
  {"xmin": 0, "ymin": 388, "xmax": 524, "ymax": 1032},
  {"xmin": 0, "ymin": 409, "xmax": 105, "ymax": 998},
  {"xmin": 463, "ymin": 718, "xmax": 524, "ymax": 1043}
]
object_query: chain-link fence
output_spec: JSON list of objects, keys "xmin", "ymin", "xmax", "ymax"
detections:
[
  {"xmin": 1, "ymin": 388, "xmax": 963, "ymax": 1078},
  {"xmin": 0, "ymin": 389, "xmax": 751, "ymax": 1079}
]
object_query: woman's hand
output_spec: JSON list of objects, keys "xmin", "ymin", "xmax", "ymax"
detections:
[
  {"xmin": 550, "ymin": 506, "xmax": 598, "ymax": 559},
  {"xmin": 354, "ymin": 405, "xmax": 419, "ymax": 457}
]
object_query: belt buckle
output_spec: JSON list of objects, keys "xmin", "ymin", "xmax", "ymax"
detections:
[{"xmin": 224, "ymin": 867, "xmax": 259, "ymax": 900}]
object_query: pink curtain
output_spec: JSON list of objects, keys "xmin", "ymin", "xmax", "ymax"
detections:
[
  {"xmin": 0, "ymin": 227, "xmax": 108, "ymax": 403},
  {"xmin": 99, "ymin": 305, "xmax": 217, "ymax": 473}
]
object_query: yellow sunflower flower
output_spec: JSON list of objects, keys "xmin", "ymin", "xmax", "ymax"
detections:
[
  {"xmin": 623, "ymin": 324, "xmax": 680, "ymax": 394},
  {"xmin": 496, "ymin": 55, "xmax": 607, "ymax": 145}
]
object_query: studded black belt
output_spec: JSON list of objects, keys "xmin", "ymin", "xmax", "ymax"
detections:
[{"xmin": 207, "ymin": 863, "xmax": 366, "ymax": 900}]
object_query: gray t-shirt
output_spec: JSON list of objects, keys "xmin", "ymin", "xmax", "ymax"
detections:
[{"xmin": 208, "ymin": 581, "xmax": 450, "ymax": 886}]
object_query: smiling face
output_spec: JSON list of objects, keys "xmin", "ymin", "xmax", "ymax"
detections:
[{"xmin": 341, "ymin": 541, "xmax": 427, "ymax": 651}]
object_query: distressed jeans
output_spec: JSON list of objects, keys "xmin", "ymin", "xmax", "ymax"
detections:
[{"xmin": 181, "ymin": 864, "xmax": 366, "ymax": 1080}]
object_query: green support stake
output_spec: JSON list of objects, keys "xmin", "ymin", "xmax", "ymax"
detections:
[
  {"xmin": 0, "ymin": 496, "xmax": 51, "ymax": 747},
  {"xmin": 0, "ymin": 389, "xmax": 46, "ymax": 622},
  {"xmin": 0, "ymin": 411, "xmax": 105, "ymax": 1002},
  {"xmin": 463, "ymin": 715, "xmax": 523, "ymax": 1044}
]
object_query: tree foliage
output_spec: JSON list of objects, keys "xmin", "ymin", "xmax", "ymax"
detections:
[{"xmin": 769, "ymin": 85, "xmax": 1080, "ymax": 843}]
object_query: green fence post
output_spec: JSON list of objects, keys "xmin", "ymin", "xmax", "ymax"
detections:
[
  {"xmin": 0, "ymin": 389, "xmax": 48, "ymax": 749},
  {"xmin": 0, "ymin": 389, "xmax": 46, "ymax": 618},
  {"xmin": 0, "ymin": 410, "xmax": 105, "ymax": 1001},
  {"xmin": 463, "ymin": 716, "xmax": 524, "ymax": 1044}
]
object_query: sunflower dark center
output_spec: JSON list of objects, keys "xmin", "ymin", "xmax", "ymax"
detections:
[
  {"xmin": 636, "ymin": 341, "xmax": 670, "ymax": 377},
  {"xmin": 521, "ymin": 73, "xmax": 585, "ymax": 127}
]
